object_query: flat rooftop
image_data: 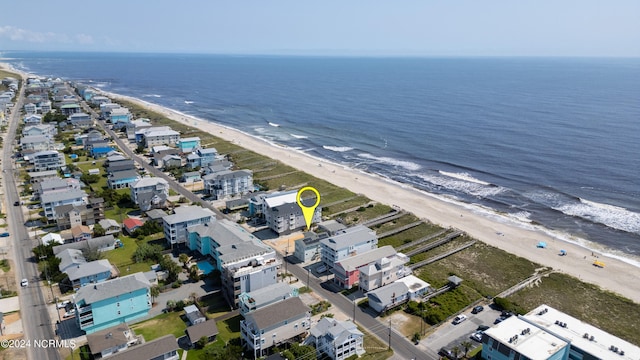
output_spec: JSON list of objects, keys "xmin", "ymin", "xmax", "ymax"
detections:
[{"xmin": 485, "ymin": 316, "xmax": 569, "ymax": 359}]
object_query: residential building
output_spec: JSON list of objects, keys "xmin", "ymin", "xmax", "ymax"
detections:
[
  {"xmin": 65, "ymin": 259, "xmax": 113, "ymax": 289},
  {"xmin": 60, "ymin": 103, "xmax": 82, "ymax": 116},
  {"xmin": 40, "ymin": 100, "xmax": 52, "ymax": 113},
  {"xmin": 31, "ymin": 150, "xmax": 66, "ymax": 171},
  {"xmin": 107, "ymin": 170, "xmax": 140, "ymax": 189},
  {"xmin": 203, "ymin": 169, "xmax": 253, "ymax": 200},
  {"xmin": 125, "ymin": 119, "xmax": 152, "ymax": 140},
  {"xmin": 358, "ymin": 250, "xmax": 411, "ymax": 292},
  {"xmin": 71, "ymin": 225, "xmax": 92, "ymax": 242},
  {"xmin": 41, "ymin": 233, "xmax": 64, "ymax": 246},
  {"xmin": 318, "ymin": 220, "xmax": 347, "ymax": 235},
  {"xmin": 366, "ymin": 275, "xmax": 430, "ymax": 313},
  {"xmin": 34, "ymin": 177, "xmax": 81, "ymax": 198},
  {"xmin": 293, "ymin": 232, "xmax": 327, "ymax": 263},
  {"xmin": 24, "ymin": 102, "xmax": 37, "ymax": 114},
  {"xmin": 73, "ymin": 272, "xmax": 152, "ymax": 334},
  {"xmin": 136, "ymin": 126, "xmax": 180, "ymax": 148},
  {"xmin": 90, "ymin": 95, "xmax": 111, "ymax": 106},
  {"xmin": 163, "ymin": 206, "xmax": 215, "ymax": 246},
  {"xmin": 107, "ymin": 160, "xmax": 136, "ymax": 175},
  {"xmin": 28, "ymin": 169, "xmax": 59, "ymax": 184},
  {"xmin": 181, "ymin": 171, "xmax": 201, "ymax": 183},
  {"xmin": 109, "ymin": 107, "xmax": 131, "ymax": 127},
  {"xmin": 68, "ymin": 112, "xmax": 93, "ymax": 128},
  {"xmin": 54, "ymin": 198, "xmax": 104, "ymax": 229},
  {"xmin": 58, "ymin": 248, "xmax": 87, "ymax": 273},
  {"xmin": 130, "ymin": 177, "xmax": 169, "ymax": 211},
  {"xmin": 159, "ymin": 154, "xmax": 181, "ymax": 169},
  {"xmin": 332, "ymin": 245, "xmax": 408, "ymax": 290},
  {"xmin": 104, "ymin": 334, "xmax": 178, "ymax": 360},
  {"xmin": 20, "ymin": 135, "xmax": 52, "ymax": 152},
  {"xmin": 145, "ymin": 209, "xmax": 167, "ymax": 225},
  {"xmin": 86, "ymin": 324, "xmax": 139, "ymax": 359},
  {"xmin": 186, "ymin": 148, "xmax": 218, "ymax": 169},
  {"xmin": 308, "ymin": 318, "xmax": 365, "ymax": 360},
  {"xmin": 123, "ymin": 218, "xmax": 144, "ymax": 235},
  {"xmin": 22, "ymin": 123, "xmax": 57, "ymax": 138},
  {"xmin": 184, "ymin": 305, "xmax": 206, "ymax": 325},
  {"xmin": 185, "ymin": 320, "xmax": 218, "ymax": 348},
  {"xmin": 177, "ymin": 137, "xmax": 201, "ymax": 153},
  {"xmin": 241, "ymin": 297, "xmax": 311, "ymax": 359},
  {"xmin": 98, "ymin": 219, "xmax": 121, "ymax": 235},
  {"xmin": 53, "ymin": 235, "xmax": 117, "ymax": 256},
  {"xmin": 260, "ymin": 190, "xmax": 322, "ymax": 234},
  {"xmin": 100, "ymin": 103, "xmax": 121, "ymax": 118},
  {"xmin": 41, "ymin": 189, "xmax": 87, "ymax": 220},
  {"xmin": 23, "ymin": 114, "xmax": 42, "ymax": 125},
  {"xmin": 481, "ymin": 304, "xmax": 640, "ymax": 360},
  {"xmin": 238, "ymin": 283, "xmax": 297, "ymax": 316},
  {"xmin": 320, "ymin": 225, "xmax": 378, "ymax": 271}
]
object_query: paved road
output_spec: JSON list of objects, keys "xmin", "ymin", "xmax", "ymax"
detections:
[{"xmin": 3, "ymin": 77, "xmax": 60, "ymax": 360}]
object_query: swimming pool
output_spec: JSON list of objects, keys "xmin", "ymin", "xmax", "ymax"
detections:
[{"xmin": 196, "ymin": 260, "xmax": 215, "ymax": 275}]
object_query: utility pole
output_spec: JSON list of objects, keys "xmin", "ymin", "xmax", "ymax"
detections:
[
  {"xmin": 353, "ymin": 298, "xmax": 356, "ymax": 324},
  {"xmin": 388, "ymin": 319, "xmax": 392, "ymax": 351}
]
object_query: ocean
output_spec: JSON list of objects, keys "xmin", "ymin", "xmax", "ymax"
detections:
[{"xmin": 4, "ymin": 52, "xmax": 640, "ymax": 264}]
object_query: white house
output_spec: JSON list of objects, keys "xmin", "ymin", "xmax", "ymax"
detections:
[
  {"xmin": 203, "ymin": 169, "xmax": 253, "ymax": 200},
  {"xmin": 130, "ymin": 177, "xmax": 169, "ymax": 211},
  {"xmin": 320, "ymin": 225, "xmax": 378, "ymax": 271},
  {"xmin": 308, "ymin": 318, "xmax": 365, "ymax": 360}
]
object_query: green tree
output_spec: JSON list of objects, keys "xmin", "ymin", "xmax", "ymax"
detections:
[
  {"xmin": 93, "ymin": 222, "xmax": 106, "ymax": 237},
  {"xmin": 178, "ymin": 253, "xmax": 190, "ymax": 268},
  {"xmin": 461, "ymin": 340, "xmax": 472, "ymax": 357},
  {"xmin": 150, "ymin": 285, "xmax": 160, "ymax": 304},
  {"xmin": 452, "ymin": 346, "xmax": 461, "ymax": 359},
  {"xmin": 189, "ymin": 265, "xmax": 200, "ymax": 282},
  {"xmin": 196, "ymin": 336, "xmax": 208, "ymax": 349},
  {"xmin": 166, "ymin": 299, "xmax": 176, "ymax": 312},
  {"xmin": 159, "ymin": 255, "xmax": 181, "ymax": 283}
]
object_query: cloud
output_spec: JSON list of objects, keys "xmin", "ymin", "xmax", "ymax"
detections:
[{"xmin": 0, "ymin": 25, "xmax": 93, "ymax": 45}]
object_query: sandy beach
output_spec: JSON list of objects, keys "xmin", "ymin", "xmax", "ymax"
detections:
[
  {"xmin": 103, "ymin": 92, "xmax": 640, "ymax": 303},
  {"xmin": 2, "ymin": 62, "xmax": 639, "ymax": 303}
]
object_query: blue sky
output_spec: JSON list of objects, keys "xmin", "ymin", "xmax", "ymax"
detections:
[{"xmin": 1, "ymin": 0, "xmax": 639, "ymax": 56}]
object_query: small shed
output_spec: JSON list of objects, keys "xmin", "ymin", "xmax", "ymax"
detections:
[{"xmin": 448, "ymin": 275, "xmax": 463, "ymax": 288}]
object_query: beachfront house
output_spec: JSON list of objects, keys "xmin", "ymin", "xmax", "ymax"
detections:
[
  {"xmin": 186, "ymin": 148, "xmax": 218, "ymax": 169},
  {"xmin": 293, "ymin": 232, "xmax": 328, "ymax": 263},
  {"xmin": 332, "ymin": 245, "xmax": 409, "ymax": 290},
  {"xmin": 163, "ymin": 205, "xmax": 216, "ymax": 246},
  {"xmin": 28, "ymin": 169, "xmax": 59, "ymax": 184},
  {"xmin": 68, "ymin": 112, "xmax": 93, "ymax": 128},
  {"xmin": 135, "ymin": 126, "xmax": 180, "ymax": 148},
  {"xmin": 33, "ymin": 177, "xmax": 81, "ymax": 198},
  {"xmin": 109, "ymin": 107, "xmax": 131, "ymax": 127},
  {"xmin": 203, "ymin": 169, "xmax": 253, "ymax": 200},
  {"xmin": 319, "ymin": 225, "xmax": 378, "ymax": 271},
  {"xmin": 260, "ymin": 190, "xmax": 322, "ymax": 235},
  {"xmin": 130, "ymin": 177, "xmax": 169, "ymax": 211},
  {"xmin": 240, "ymin": 297, "xmax": 311, "ymax": 359},
  {"xmin": 366, "ymin": 275, "xmax": 430, "ymax": 313},
  {"xmin": 73, "ymin": 272, "xmax": 152, "ymax": 334},
  {"xmin": 238, "ymin": 283, "xmax": 298, "ymax": 316},
  {"xmin": 307, "ymin": 318, "xmax": 365, "ymax": 360},
  {"xmin": 177, "ymin": 137, "xmax": 201, "ymax": 153}
]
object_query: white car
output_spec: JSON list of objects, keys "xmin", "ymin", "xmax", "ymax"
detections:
[
  {"xmin": 20, "ymin": 278, "xmax": 28, "ymax": 287},
  {"xmin": 57, "ymin": 300, "xmax": 71, "ymax": 309},
  {"xmin": 63, "ymin": 309, "xmax": 76, "ymax": 318},
  {"xmin": 453, "ymin": 314, "xmax": 467, "ymax": 325}
]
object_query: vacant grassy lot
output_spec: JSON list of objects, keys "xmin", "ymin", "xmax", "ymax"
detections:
[
  {"xmin": 509, "ymin": 272, "xmax": 640, "ymax": 345},
  {"xmin": 378, "ymin": 222, "xmax": 441, "ymax": 248},
  {"xmin": 104, "ymin": 234, "xmax": 163, "ymax": 275},
  {"xmin": 130, "ymin": 311, "xmax": 187, "ymax": 341},
  {"xmin": 339, "ymin": 203, "xmax": 395, "ymax": 226}
]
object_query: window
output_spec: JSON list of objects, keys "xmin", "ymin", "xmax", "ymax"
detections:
[{"xmin": 117, "ymin": 311, "xmax": 121, "ymax": 315}]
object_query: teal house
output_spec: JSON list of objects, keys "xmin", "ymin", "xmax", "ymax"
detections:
[
  {"xmin": 178, "ymin": 137, "xmax": 201, "ymax": 153},
  {"xmin": 74, "ymin": 272, "xmax": 151, "ymax": 334}
]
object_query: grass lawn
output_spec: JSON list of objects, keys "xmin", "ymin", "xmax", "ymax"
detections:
[
  {"xmin": 323, "ymin": 195, "xmax": 371, "ymax": 216},
  {"xmin": 200, "ymin": 293, "xmax": 233, "ymax": 318},
  {"xmin": 186, "ymin": 315, "xmax": 242, "ymax": 360},
  {"xmin": 130, "ymin": 311, "xmax": 187, "ymax": 341},
  {"xmin": 340, "ymin": 203, "xmax": 395, "ymax": 226},
  {"xmin": 378, "ymin": 222, "xmax": 442, "ymax": 249},
  {"xmin": 360, "ymin": 326, "xmax": 394, "ymax": 360},
  {"xmin": 104, "ymin": 235, "xmax": 159, "ymax": 275},
  {"xmin": 370, "ymin": 213, "xmax": 420, "ymax": 234}
]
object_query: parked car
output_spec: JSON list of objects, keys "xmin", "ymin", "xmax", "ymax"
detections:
[
  {"xmin": 13, "ymin": 201, "xmax": 19, "ymax": 206},
  {"xmin": 472, "ymin": 305, "xmax": 484, "ymax": 314},
  {"xmin": 20, "ymin": 278, "xmax": 28, "ymax": 287},
  {"xmin": 439, "ymin": 347, "xmax": 456, "ymax": 360},
  {"xmin": 494, "ymin": 317, "xmax": 504, "ymax": 324},
  {"xmin": 477, "ymin": 325, "xmax": 490, "ymax": 331},
  {"xmin": 453, "ymin": 314, "xmax": 467, "ymax": 325},
  {"xmin": 0, "ymin": 232, "xmax": 9, "ymax": 237},
  {"xmin": 63, "ymin": 309, "xmax": 76, "ymax": 318},
  {"xmin": 57, "ymin": 300, "xmax": 71, "ymax": 309},
  {"xmin": 317, "ymin": 265, "xmax": 327, "ymax": 273},
  {"xmin": 470, "ymin": 331, "xmax": 484, "ymax": 342}
]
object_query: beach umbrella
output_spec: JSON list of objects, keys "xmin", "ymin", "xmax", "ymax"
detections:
[
  {"xmin": 560, "ymin": 250, "xmax": 566, "ymax": 256},
  {"xmin": 537, "ymin": 241, "xmax": 547, "ymax": 248}
]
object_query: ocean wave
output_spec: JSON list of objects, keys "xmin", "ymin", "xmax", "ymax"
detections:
[
  {"xmin": 290, "ymin": 134, "xmax": 308, "ymax": 139},
  {"xmin": 556, "ymin": 198, "xmax": 640, "ymax": 234},
  {"xmin": 358, "ymin": 153, "xmax": 421, "ymax": 171},
  {"xmin": 439, "ymin": 171, "xmax": 492, "ymax": 186},
  {"xmin": 268, "ymin": 122, "xmax": 280, "ymax": 127},
  {"xmin": 323, "ymin": 146, "xmax": 354, "ymax": 153},
  {"xmin": 143, "ymin": 94, "xmax": 163, "ymax": 98},
  {"xmin": 184, "ymin": 100, "xmax": 194, "ymax": 104},
  {"xmin": 417, "ymin": 172, "xmax": 504, "ymax": 198}
]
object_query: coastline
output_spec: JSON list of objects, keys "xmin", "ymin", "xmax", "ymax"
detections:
[{"xmin": 3, "ymin": 62, "xmax": 639, "ymax": 303}]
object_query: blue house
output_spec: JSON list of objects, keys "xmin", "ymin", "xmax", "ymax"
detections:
[
  {"xmin": 91, "ymin": 146, "xmax": 114, "ymax": 159},
  {"xmin": 65, "ymin": 259, "xmax": 113, "ymax": 289},
  {"xmin": 107, "ymin": 170, "xmax": 140, "ymax": 189},
  {"xmin": 178, "ymin": 137, "xmax": 201, "ymax": 153},
  {"xmin": 73, "ymin": 272, "xmax": 151, "ymax": 334},
  {"xmin": 197, "ymin": 148, "xmax": 218, "ymax": 168}
]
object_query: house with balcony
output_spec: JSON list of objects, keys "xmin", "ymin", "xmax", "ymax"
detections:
[
  {"xmin": 33, "ymin": 177, "xmax": 81, "ymax": 199},
  {"xmin": 261, "ymin": 190, "xmax": 322, "ymax": 235},
  {"xmin": 293, "ymin": 232, "xmax": 328, "ymax": 263},
  {"xmin": 241, "ymin": 297, "xmax": 311, "ymax": 359},
  {"xmin": 54, "ymin": 198, "xmax": 104, "ymax": 230},
  {"xmin": 64, "ymin": 259, "xmax": 113, "ymax": 289},
  {"xmin": 31, "ymin": 150, "xmax": 66, "ymax": 171},
  {"xmin": 307, "ymin": 318, "xmax": 365, "ymax": 360},
  {"xmin": 90, "ymin": 96, "xmax": 111, "ymax": 107},
  {"xmin": 185, "ymin": 320, "xmax": 219, "ymax": 348},
  {"xmin": 106, "ymin": 335, "xmax": 178, "ymax": 360},
  {"xmin": 163, "ymin": 206, "xmax": 215, "ymax": 246},
  {"xmin": 130, "ymin": 177, "xmax": 169, "ymax": 211},
  {"xmin": 86, "ymin": 323, "xmax": 139, "ymax": 359},
  {"xmin": 177, "ymin": 137, "xmax": 201, "ymax": 153},
  {"xmin": 320, "ymin": 225, "xmax": 378, "ymax": 271},
  {"xmin": 203, "ymin": 169, "xmax": 253, "ymax": 200},
  {"xmin": 332, "ymin": 245, "xmax": 406, "ymax": 290},
  {"xmin": 22, "ymin": 123, "xmax": 57, "ymax": 138},
  {"xmin": 136, "ymin": 126, "xmax": 180, "ymax": 148},
  {"xmin": 60, "ymin": 103, "xmax": 82, "ymax": 116},
  {"xmin": 186, "ymin": 148, "xmax": 218, "ymax": 169},
  {"xmin": 73, "ymin": 272, "xmax": 152, "ymax": 334},
  {"xmin": 24, "ymin": 114, "xmax": 42, "ymax": 125},
  {"xmin": 21, "ymin": 135, "xmax": 53, "ymax": 152},
  {"xmin": 98, "ymin": 219, "xmax": 121, "ymax": 236},
  {"xmin": 125, "ymin": 119, "xmax": 152, "ymax": 140},
  {"xmin": 221, "ymin": 249, "xmax": 280, "ymax": 308},
  {"xmin": 366, "ymin": 275, "xmax": 431, "ymax": 313},
  {"xmin": 107, "ymin": 170, "xmax": 140, "ymax": 190},
  {"xmin": 109, "ymin": 107, "xmax": 131, "ymax": 128},
  {"xmin": 42, "ymin": 189, "xmax": 88, "ymax": 220},
  {"xmin": 68, "ymin": 112, "xmax": 93, "ymax": 128},
  {"xmin": 24, "ymin": 102, "xmax": 37, "ymax": 114},
  {"xmin": 71, "ymin": 225, "xmax": 92, "ymax": 242},
  {"xmin": 238, "ymin": 283, "xmax": 298, "ymax": 316}
]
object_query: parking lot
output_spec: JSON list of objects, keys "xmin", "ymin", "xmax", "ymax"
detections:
[{"xmin": 422, "ymin": 304, "xmax": 502, "ymax": 355}]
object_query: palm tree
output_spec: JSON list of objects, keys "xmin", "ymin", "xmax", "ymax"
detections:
[
  {"xmin": 189, "ymin": 292, "xmax": 198, "ymax": 304},
  {"xmin": 178, "ymin": 253, "xmax": 190, "ymax": 269},
  {"xmin": 452, "ymin": 346, "xmax": 461, "ymax": 360},
  {"xmin": 150, "ymin": 285, "xmax": 160, "ymax": 304},
  {"xmin": 461, "ymin": 341, "xmax": 472, "ymax": 358}
]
